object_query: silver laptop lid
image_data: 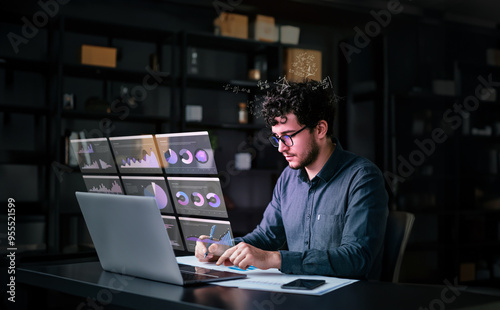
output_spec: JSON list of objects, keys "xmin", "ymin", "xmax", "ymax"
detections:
[{"xmin": 75, "ymin": 191, "xmax": 184, "ymax": 285}]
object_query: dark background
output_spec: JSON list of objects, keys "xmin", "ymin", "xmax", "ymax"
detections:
[{"xmin": 1, "ymin": 0, "xmax": 500, "ymax": 293}]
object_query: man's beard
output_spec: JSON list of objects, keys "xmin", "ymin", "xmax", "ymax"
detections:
[{"xmin": 288, "ymin": 140, "xmax": 320, "ymax": 170}]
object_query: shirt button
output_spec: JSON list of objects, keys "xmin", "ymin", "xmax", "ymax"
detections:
[
  {"xmin": 306, "ymin": 214, "xmax": 310, "ymax": 219},
  {"xmin": 305, "ymin": 241, "xmax": 309, "ymax": 245}
]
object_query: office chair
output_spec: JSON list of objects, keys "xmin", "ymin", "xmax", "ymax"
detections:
[{"xmin": 380, "ymin": 211, "xmax": 415, "ymax": 283}]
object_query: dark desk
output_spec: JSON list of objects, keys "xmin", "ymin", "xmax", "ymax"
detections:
[{"xmin": 17, "ymin": 261, "xmax": 500, "ymax": 310}]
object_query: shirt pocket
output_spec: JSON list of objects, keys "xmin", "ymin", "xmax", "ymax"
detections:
[{"xmin": 312, "ymin": 213, "xmax": 345, "ymax": 249}]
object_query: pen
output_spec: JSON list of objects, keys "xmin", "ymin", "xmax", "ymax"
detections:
[{"xmin": 204, "ymin": 225, "xmax": 216, "ymax": 258}]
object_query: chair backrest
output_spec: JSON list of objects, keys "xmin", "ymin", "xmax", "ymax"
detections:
[{"xmin": 380, "ymin": 211, "xmax": 415, "ymax": 283}]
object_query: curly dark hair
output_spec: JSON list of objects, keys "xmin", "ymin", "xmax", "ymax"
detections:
[{"xmin": 261, "ymin": 79, "xmax": 337, "ymax": 137}]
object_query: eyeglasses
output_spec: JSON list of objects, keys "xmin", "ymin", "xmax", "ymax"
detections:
[{"xmin": 268, "ymin": 126, "xmax": 308, "ymax": 147}]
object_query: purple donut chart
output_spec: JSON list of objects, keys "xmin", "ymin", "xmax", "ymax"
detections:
[
  {"xmin": 206, "ymin": 193, "xmax": 221, "ymax": 208},
  {"xmin": 176, "ymin": 191, "xmax": 189, "ymax": 205},
  {"xmin": 179, "ymin": 149, "xmax": 193, "ymax": 164},
  {"xmin": 192, "ymin": 192, "xmax": 205, "ymax": 207}
]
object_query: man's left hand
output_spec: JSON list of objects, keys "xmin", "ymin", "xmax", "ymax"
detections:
[{"xmin": 216, "ymin": 242, "xmax": 281, "ymax": 270}]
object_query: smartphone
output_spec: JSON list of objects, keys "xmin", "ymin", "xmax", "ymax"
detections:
[{"xmin": 281, "ymin": 278, "xmax": 326, "ymax": 290}]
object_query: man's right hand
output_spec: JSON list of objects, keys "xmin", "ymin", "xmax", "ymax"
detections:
[{"xmin": 195, "ymin": 235, "xmax": 230, "ymax": 262}]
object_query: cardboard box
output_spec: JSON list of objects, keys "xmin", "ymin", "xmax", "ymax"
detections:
[
  {"xmin": 284, "ymin": 48, "xmax": 322, "ymax": 82},
  {"xmin": 251, "ymin": 14, "xmax": 277, "ymax": 42},
  {"xmin": 81, "ymin": 44, "xmax": 117, "ymax": 68},
  {"xmin": 432, "ymin": 80, "xmax": 455, "ymax": 96},
  {"xmin": 185, "ymin": 105, "xmax": 203, "ymax": 122},
  {"xmin": 459, "ymin": 262, "xmax": 476, "ymax": 282},
  {"xmin": 214, "ymin": 12, "xmax": 248, "ymax": 39},
  {"xmin": 280, "ymin": 25, "xmax": 300, "ymax": 45},
  {"xmin": 487, "ymin": 48, "xmax": 500, "ymax": 66}
]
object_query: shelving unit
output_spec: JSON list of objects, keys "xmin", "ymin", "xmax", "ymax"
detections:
[
  {"xmin": 387, "ymin": 65, "xmax": 500, "ymax": 285},
  {"xmin": 52, "ymin": 17, "xmax": 178, "ymax": 252},
  {"xmin": 178, "ymin": 31, "xmax": 288, "ymax": 236},
  {"xmin": 453, "ymin": 62, "xmax": 500, "ymax": 286},
  {"xmin": 1, "ymin": 13, "xmax": 298, "ymax": 252},
  {"xmin": 0, "ymin": 13, "xmax": 55, "ymax": 254}
]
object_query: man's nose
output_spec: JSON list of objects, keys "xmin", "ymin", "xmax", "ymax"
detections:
[{"xmin": 277, "ymin": 140, "xmax": 288, "ymax": 153}]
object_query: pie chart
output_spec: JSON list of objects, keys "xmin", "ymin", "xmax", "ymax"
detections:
[
  {"xmin": 165, "ymin": 149, "xmax": 178, "ymax": 164},
  {"xmin": 195, "ymin": 149, "xmax": 209, "ymax": 164},
  {"xmin": 144, "ymin": 182, "xmax": 168, "ymax": 210}
]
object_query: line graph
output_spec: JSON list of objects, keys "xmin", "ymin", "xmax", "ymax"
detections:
[{"xmin": 121, "ymin": 148, "xmax": 160, "ymax": 168}]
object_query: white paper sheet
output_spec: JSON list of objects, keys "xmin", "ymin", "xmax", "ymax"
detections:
[{"xmin": 177, "ymin": 256, "xmax": 358, "ymax": 296}]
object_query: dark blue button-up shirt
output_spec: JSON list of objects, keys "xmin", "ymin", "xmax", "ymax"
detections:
[{"xmin": 235, "ymin": 139, "xmax": 388, "ymax": 279}]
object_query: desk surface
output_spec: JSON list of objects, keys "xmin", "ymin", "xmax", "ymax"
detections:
[{"xmin": 18, "ymin": 261, "xmax": 500, "ymax": 310}]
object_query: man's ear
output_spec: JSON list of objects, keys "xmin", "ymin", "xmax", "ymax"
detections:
[{"xmin": 315, "ymin": 120, "xmax": 329, "ymax": 139}]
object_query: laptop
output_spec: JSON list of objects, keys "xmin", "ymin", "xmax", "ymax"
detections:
[{"xmin": 75, "ymin": 191, "xmax": 246, "ymax": 286}]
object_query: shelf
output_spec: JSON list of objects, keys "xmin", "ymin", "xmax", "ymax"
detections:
[
  {"xmin": 0, "ymin": 150, "xmax": 49, "ymax": 165},
  {"xmin": 185, "ymin": 121, "xmax": 264, "ymax": 131},
  {"xmin": 0, "ymin": 57, "xmax": 50, "ymax": 74},
  {"xmin": 186, "ymin": 76, "xmax": 259, "ymax": 90},
  {"xmin": 62, "ymin": 110, "xmax": 170, "ymax": 123},
  {"xmin": 459, "ymin": 172, "xmax": 499, "ymax": 180},
  {"xmin": 63, "ymin": 64, "xmax": 172, "ymax": 84},
  {"xmin": 184, "ymin": 32, "xmax": 279, "ymax": 53},
  {"xmin": 456, "ymin": 62, "xmax": 500, "ymax": 76},
  {"xmin": 406, "ymin": 242, "xmax": 443, "ymax": 251},
  {"xmin": 63, "ymin": 17, "xmax": 174, "ymax": 43},
  {"xmin": 457, "ymin": 241, "xmax": 500, "ymax": 249},
  {"xmin": 408, "ymin": 240, "xmax": 500, "ymax": 251},
  {"xmin": 0, "ymin": 201, "xmax": 48, "ymax": 215},
  {"xmin": 0, "ymin": 104, "xmax": 50, "ymax": 115},
  {"xmin": 458, "ymin": 135, "xmax": 500, "ymax": 143}
]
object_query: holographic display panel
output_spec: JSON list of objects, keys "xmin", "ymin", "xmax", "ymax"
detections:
[
  {"xmin": 122, "ymin": 176, "xmax": 174, "ymax": 214},
  {"xmin": 179, "ymin": 217, "xmax": 234, "ymax": 252},
  {"xmin": 82, "ymin": 175, "xmax": 124, "ymax": 195},
  {"xmin": 155, "ymin": 131, "xmax": 217, "ymax": 175},
  {"xmin": 167, "ymin": 177, "xmax": 228, "ymax": 218},
  {"xmin": 162, "ymin": 215, "xmax": 185, "ymax": 251},
  {"xmin": 70, "ymin": 138, "xmax": 117, "ymax": 173},
  {"xmin": 109, "ymin": 135, "xmax": 162, "ymax": 174}
]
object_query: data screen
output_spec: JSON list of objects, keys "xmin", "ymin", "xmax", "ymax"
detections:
[
  {"xmin": 82, "ymin": 175, "xmax": 124, "ymax": 194},
  {"xmin": 167, "ymin": 177, "xmax": 228, "ymax": 218},
  {"xmin": 75, "ymin": 132, "xmax": 237, "ymax": 255},
  {"xmin": 155, "ymin": 132, "xmax": 217, "ymax": 175},
  {"xmin": 162, "ymin": 215, "xmax": 185, "ymax": 251},
  {"xmin": 70, "ymin": 137, "xmax": 117, "ymax": 173},
  {"xmin": 179, "ymin": 217, "xmax": 234, "ymax": 252},
  {"xmin": 109, "ymin": 135, "xmax": 162, "ymax": 174},
  {"xmin": 122, "ymin": 176, "xmax": 174, "ymax": 214}
]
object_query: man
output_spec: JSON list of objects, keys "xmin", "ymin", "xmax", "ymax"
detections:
[{"xmin": 196, "ymin": 79, "xmax": 388, "ymax": 279}]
